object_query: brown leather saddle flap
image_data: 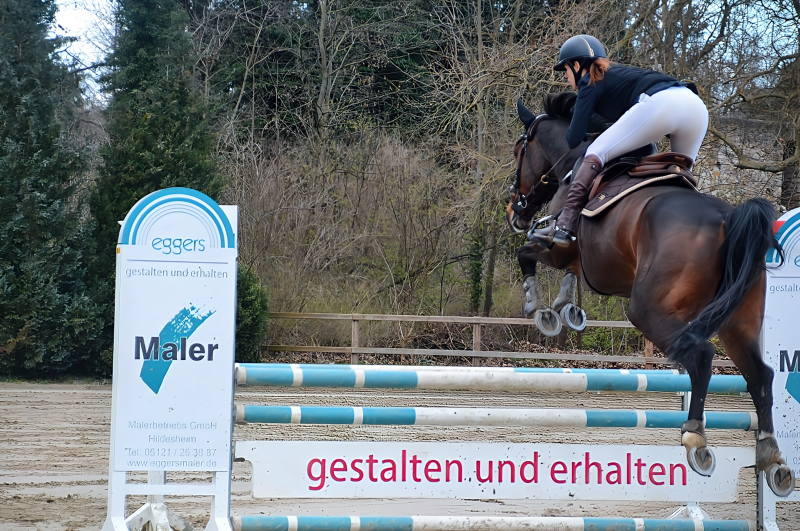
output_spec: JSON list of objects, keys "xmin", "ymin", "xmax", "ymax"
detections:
[
  {"xmin": 582, "ymin": 152, "xmax": 698, "ymax": 218},
  {"xmin": 628, "ymin": 152, "xmax": 694, "ymax": 179},
  {"xmin": 638, "ymin": 152, "xmax": 693, "ymax": 168}
]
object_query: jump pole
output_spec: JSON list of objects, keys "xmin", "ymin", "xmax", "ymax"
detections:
[
  {"xmin": 102, "ymin": 188, "xmax": 239, "ymax": 531},
  {"xmin": 231, "ymin": 516, "xmax": 749, "ymax": 531},
  {"xmin": 235, "ymin": 364, "xmax": 748, "ymax": 394},
  {"xmin": 234, "ymin": 405, "xmax": 758, "ymax": 429}
]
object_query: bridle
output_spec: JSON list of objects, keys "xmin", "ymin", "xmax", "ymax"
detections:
[{"xmin": 510, "ymin": 115, "xmax": 572, "ymax": 218}]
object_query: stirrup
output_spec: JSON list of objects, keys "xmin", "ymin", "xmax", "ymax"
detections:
[
  {"xmin": 553, "ymin": 226, "xmax": 576, "ymax": 247},
  {"xmin": 526, "ymin": 215, "xmax": 556, "ymax": 242}
]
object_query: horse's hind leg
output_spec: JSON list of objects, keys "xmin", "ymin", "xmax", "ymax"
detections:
[
  {"xmin": 627, "ymin": 294, "xmax": 716, "ymax": 476},
  {"xmin": 718, "ymin": 275, "xmax": 796, "ymax": 496},
  {"xmin": 654, "ymin": 319, "xmax": 716, "ymax": 475},
  {"xmin": 678, "ymin": 341, "xmax": 716, "ymax": 476},
  {"xmin": 721, "ymin": 337, "xmax": 795, "ymax": 496}
]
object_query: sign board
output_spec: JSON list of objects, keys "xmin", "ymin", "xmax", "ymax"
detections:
[
  {"xmin": 109, "ymin": 188, "xmax": 238, "ymax": 473},
  {"xmin": 236, "ymin": 442, "xmax": 752, "ymax": 502},
  {"xmin": 765, "ymin": 207, "xmax": 800, "ymax": 476}
]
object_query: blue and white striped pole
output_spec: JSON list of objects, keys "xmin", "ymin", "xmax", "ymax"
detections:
[
  {"xmin": 235, "ymin": 405, "xmax": 757, "ymax": 430},
  {"xmin": 235, "ymin": 365, "xmax": 747, "ymax": 395},
  {"xmin": 233, "ymin": 516, "xmax": 750, "ymax": 531},
  {"xmin": 240, "ymin": 363, "xmax": 682, "ymax": 374}
]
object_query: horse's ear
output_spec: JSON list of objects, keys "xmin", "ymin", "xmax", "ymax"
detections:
[{"xmin": 517, "ymin": 98, "xmax": 535, "ymax": 129}]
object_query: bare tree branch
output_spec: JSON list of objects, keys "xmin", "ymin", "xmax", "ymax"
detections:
[{"xmin": 709, "ymin": 125, "xmax": 799, "ymax": 172}]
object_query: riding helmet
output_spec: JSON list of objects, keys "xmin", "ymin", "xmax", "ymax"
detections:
[{"xmin": 554, "ymin": 35, "xmax": 607, "ymax": 71}]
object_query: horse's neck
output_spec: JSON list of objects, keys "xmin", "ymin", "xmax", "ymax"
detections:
[
  {"xmin": 541, "ymin": 121, "xmax": 580, "ymax": 216},
  {"xmin": 548, "ymin": 182, "xmax": 570, "ymax": 216}
]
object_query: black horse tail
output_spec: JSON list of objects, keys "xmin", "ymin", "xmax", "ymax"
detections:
[{"xmin": 666, "ymin": 198, "xmax": 783, "ymax": 365}]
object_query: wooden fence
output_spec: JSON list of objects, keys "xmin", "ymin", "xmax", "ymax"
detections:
[{"xmin": 265, "ymin": 313, "xmax": 735, "ymax": 368}]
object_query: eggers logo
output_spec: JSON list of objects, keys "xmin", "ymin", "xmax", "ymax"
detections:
[
  {"xmin": 151, "ymin": 237, "xmax": 206, "ymax": 255},
  {"xmin": 779, "ymin": 350, "xmax": 800, "ymax": 404},
  {"xmin": 138, "ymin": 305, "xmax": 216, "ymax": 394}
]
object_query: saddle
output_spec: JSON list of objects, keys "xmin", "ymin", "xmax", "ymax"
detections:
[{"xmin": 581, "ymin": 150, "xmax": 698, "ymax": 218}]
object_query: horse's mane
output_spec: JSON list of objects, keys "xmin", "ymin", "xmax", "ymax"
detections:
[
  {"xmin": 542, "ymin": 92, "xmax": 611, "ymax": 134},
  {"xmin": 543, "ymin": 92, "xmax": 577, "ymax": 121}
]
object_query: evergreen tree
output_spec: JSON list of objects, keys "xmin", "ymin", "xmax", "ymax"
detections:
[
  {"xmin": 91, "ymin": 0, "xmax": 222, "ymax": 273},
  {"xmin": 92, "ymin": 0, "xmax": 222, "ymax": 258},
  {"xmin": 0, "ymin": 0, "xmax": 104, "ymax": 374},
  {"xmin": 90, "ymin": 0, "xmax": 224, "ymax": 362},
  {"xmin": 235, "ymin": 264, "xmax": 269, "ymax": 363}
]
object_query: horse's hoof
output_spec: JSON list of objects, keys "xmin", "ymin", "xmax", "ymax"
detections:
[
  {"xmin": 534, "ymin": 308, "xmax": 562, "ymax": 337},
  {"xmin": 687, "ymin": 445, "xmax": 716, "ymax": 477},
  {"xmin": 756, "ymin": 435, "xmax": 784, "ymax": 471},
  {"xmin": 766, "ymin": 463, "xmax": 796, "ymax": 497},
  {"xmin": 559, "ymin": 303, "xmax": 586, "ymax": 331}
]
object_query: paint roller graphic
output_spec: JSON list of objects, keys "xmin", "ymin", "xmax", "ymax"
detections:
[
  {"xmin": 788, "ymin": 371, "xmax": 800, "ymax": 405},
  {"xmin": 140, "ymin": 304, "xmax": 216, "ymax": 394}
]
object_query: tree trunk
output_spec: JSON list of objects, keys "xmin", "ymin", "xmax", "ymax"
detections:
[
  {"xmin": 781, "ymin": 140, "xmax": 799, "ymax": 211},
  {"xmin": 482, "ymin": 213, "xmax": 498, "ymax": 316},
  {"xmin": 468, "ymin": 230, "xmax": 484, "ymax": 315},
  {"xmin": 316, "ymin": 0, "xmax": 330, "ymax": 129},
  {"xmin": 556, "ymin": 325, "xmax": 569, "ymax": 349}
]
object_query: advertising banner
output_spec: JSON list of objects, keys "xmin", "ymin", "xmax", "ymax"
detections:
[
  {"xmin": 765, "ymin": 207, "xmax": 800, "ymax": 475},
  {"xmin": 109, "ymin": 188, "xmax": 238, "ymax": 472},
  {"xmin": 236, "ymin": 442, "xmax": 752, "ymax": 502}
]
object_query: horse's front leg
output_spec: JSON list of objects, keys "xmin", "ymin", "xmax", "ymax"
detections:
[
  {"xmin": 552, "ymin": 271, "xmax": 587, "ymax": 331},
  {"xmin": 518, "ymin": 242, "xmax": 563, "ymax": 336}
]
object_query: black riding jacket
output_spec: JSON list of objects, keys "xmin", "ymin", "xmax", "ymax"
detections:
[{"xmin": 566, "ymin": 64, "xmax": 695, "ymax": 149}]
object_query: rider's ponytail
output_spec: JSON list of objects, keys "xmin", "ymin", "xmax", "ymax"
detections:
[{"xmin": 588, "ymin": 58, "xmax": 611, "ymax": 85}]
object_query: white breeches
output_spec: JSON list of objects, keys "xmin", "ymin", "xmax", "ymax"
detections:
[{"xmin": 586, "ymin": 87, "xmax": 709, "ymax": 167}]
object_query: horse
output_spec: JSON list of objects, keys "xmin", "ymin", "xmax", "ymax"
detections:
[{"xmin": 505, "ymin": 92, "xmax": 795, "ymax": 497}]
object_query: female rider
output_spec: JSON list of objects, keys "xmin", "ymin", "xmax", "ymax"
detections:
[{"xmin": 551, "ymin": 35, "xmax": 709, "ymax": 247}]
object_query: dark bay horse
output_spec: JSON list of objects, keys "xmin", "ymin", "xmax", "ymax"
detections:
[{"xmin": 506, "ymin": 92, "xmax": 795, "ymax": 497}]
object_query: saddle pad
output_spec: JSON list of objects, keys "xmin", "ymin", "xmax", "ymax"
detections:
[{"xmin": 581, "ymin": 173, "xmax": 698, "ymax": 218}]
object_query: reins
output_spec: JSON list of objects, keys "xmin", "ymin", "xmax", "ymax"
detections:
[
  {"xmin": 510, "ymin": 116, "xmax": 571, "ymax": 217},
  {"xmin": 535, "ymin": 143, "xmax": 572, "ymax": 186}
]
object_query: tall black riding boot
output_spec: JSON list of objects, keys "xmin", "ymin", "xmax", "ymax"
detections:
[{"xmin": 553, "ymin": 154, "xmax": 603, "ymax": 247}]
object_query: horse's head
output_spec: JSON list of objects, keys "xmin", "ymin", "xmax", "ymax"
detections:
[
  {"xmin": 505, "ymin": 99, "xmax": 562, "ymax": 234},
  {"xmin": 506, "ymin": 93, "xmax": 608, "ymax": 235}
]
